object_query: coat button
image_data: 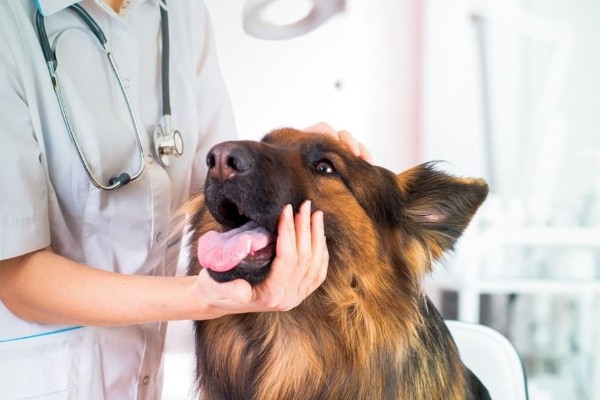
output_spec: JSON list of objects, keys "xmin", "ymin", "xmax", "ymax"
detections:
[{"xmin": 142, "ymin": 375, "xmax": 150, "ymax": 385}]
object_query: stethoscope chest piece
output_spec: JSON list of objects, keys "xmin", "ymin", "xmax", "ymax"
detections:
[{"xmin": 154, "ymin": 116, "xmax": 184, "ymax": 167}]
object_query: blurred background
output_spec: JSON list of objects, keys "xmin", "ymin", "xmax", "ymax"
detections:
[{"xmin": 164, "ymin": 0, "xmax": 600, "ymax": 399}]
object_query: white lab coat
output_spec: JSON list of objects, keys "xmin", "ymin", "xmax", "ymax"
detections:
[{"xmin": 0, "ymin": 0, "xmax": 236, "ymax": 398}]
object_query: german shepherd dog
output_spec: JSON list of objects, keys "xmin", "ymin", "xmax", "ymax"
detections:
[{"xmin": 184, "ymin": 128, "xmax": 491, "ymax": 399}]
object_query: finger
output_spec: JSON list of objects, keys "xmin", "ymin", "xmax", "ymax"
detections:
[
  {"xmin": 338, "ymin": 130, "xmax": 361, "ymax": 157},
  {"xmin": 358, "ymin": 142, "xmax": 373, "ymax": 163},
  {"xmin": 285, "ymin": 201, "xmax": 312, "ymax": 303},
  {"xmin": 263, "ymin": 202, "xmax": 314, "ymax": 311},
  {"xmin": 294, "ymin": 200, "xmax": 313, "ymax": 270},
  {"xmin": 274, "ymin": 204, "xmax": 297, "ymax": 270},
  {"xmin": 302, "ymin": 122, "xmax": 337, "ymax": 138},
  {"xmin": 307, "ymin": 210, "xmax": 328, "ymax": 287},
  {"xmin": 295, "ymin": 210, "xmax": 328, "ymax": 300},
  {"xmin": 264, "ymin": 204, "xmax": 297, "ymax": 293},
  {"xmin": 250, "ymin": 204, "xmax": 300, "ymax": 310}
]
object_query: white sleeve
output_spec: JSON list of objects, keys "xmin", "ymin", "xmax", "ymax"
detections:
[{"xmin": 0, "ymin": 24, "xmax": 51, "ymax": 260}]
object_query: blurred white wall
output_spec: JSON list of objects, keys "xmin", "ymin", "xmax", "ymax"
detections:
[
  {"xmin": 421, "ymin": 0, "xmax": 600, "ymax": 226},
  {"xmin": 204, "ymin": 0, "xmax": 422, "ymax": 173}
]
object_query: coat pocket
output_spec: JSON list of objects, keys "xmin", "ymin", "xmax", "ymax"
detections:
[{"xmin": 0, "ymin": 327, "xmax": 84, "ymax": 399}]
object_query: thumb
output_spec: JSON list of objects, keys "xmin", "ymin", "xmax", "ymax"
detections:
[
  {"xmin": 198, "ymin": 269, "xmax": 253, "ymax": 305},
  {"xmin": 223, "ymin": 278, "xmax": 253, "ymax": 304}
]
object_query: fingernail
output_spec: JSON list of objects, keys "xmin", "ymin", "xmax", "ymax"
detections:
[
  {"xmin": 285, "ymin": 204, "xmax": 293, "ymax": 219},
  {"xmin": 316, "ymin": 210, "xmax": 324, "ymax": 230},
  {"xmin": 305, "ymin": 200, "xmax": 312, "ymax": 213}
]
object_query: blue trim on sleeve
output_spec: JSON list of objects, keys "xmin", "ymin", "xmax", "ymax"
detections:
[{"xmin": 0, "ymin": 326, "xmax": 83, "ymax": 343}]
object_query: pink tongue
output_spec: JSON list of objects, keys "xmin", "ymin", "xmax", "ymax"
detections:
[{"xmin": 197, "ymin": 221, "xmax": 275, "ymax": 272}]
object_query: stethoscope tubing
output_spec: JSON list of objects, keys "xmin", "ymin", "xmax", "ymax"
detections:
[
  {"xmin": 104, "ymin": 51, "xmax": 146, "ymax": 188},
  {"xmin": 159, "ymin": 5, "xmax": 170, "ymax": 117},
  {"xmin": 34, "ymin": 2, "xmax": 173, "ymax": 190}
]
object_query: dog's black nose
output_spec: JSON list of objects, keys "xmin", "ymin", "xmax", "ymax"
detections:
[{"xmin": 206, "ymin": 142, "xmax": 254, "ymax": 181}]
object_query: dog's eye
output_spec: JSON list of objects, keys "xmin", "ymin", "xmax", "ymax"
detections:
[{"xmin": 313, "ymin": 160, "xmax": 336, "ymax": 175}]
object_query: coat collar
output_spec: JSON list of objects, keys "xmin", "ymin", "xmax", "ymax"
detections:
[
  {"xmin": 35, "ymin": 0, "xmax": 153, "ymax": 17},
  {"xmin": 35, "ymin": 0, "xmax": 80, "ymax": 16}
]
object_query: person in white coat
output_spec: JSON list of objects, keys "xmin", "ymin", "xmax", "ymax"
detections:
[{"xmin": 0, "ymin": 0, "xmax": 371, "ymax": 398}]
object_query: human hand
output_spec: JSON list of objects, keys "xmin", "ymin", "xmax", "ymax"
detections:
[
  {"xmin": 303, "ymin": 122, "xmax": 373, "ymax": 163},
  {"xmin": 193, "ymin": 200, "xmax": 328, "ymax": 318}
]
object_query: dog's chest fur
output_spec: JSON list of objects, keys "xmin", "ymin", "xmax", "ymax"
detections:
[{"xmin": 194, "ymin": 277, "xmax": 469, "ymax": 400}]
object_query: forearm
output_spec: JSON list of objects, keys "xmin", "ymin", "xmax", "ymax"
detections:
[
  {"xmin": 0, "ymin": 248, "xmax": 205, "ymax": 326},
  {"xmin": 0, "ymin": 202, "xmax": 328, "ymax": 325}
]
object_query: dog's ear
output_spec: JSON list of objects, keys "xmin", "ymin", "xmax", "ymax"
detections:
[{"xmin": 396, "ymin": 162, "xmax": 488, "ymax": 258}]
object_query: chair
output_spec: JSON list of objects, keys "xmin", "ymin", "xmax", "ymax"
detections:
[{"xmin": 446, "ymin": 320, "xmax": 529, "ymax": 400}]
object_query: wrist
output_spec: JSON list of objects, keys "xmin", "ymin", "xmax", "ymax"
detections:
[{"xmin": 184, "ymin": 274, "xmax": 223, "ymax": 321}]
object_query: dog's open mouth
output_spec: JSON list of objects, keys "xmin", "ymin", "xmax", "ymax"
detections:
[
  {"xmin": 197, "ymin": 198, "xmax": 277, "ymax": 284},
  {"xmin": 197, "ymin": 221, "xmax": 276, "ymax": 272}
]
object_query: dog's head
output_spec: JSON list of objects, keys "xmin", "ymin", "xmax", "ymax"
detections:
[{"xmin": 186, "ymin": 128, "xmax": 488, "ymax": 286}]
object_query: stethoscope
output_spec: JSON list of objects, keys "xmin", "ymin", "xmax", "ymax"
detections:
[{"xmin": 34, "ymin": 2, "xmax": 183, "ymax": 190}]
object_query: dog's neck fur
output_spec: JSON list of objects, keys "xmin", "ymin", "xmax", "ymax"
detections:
[{"xmin": 195, "ymin": 256, "xmax": 469, "ymax": 400}]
